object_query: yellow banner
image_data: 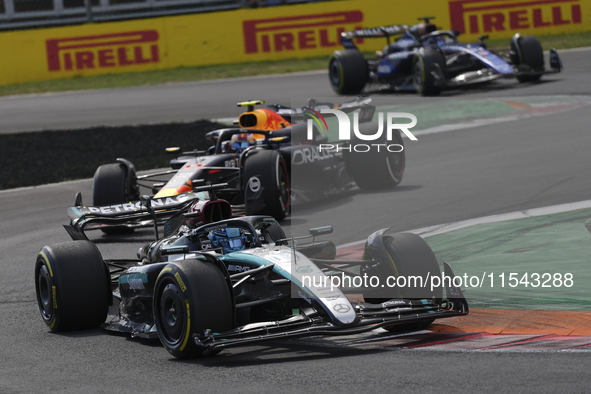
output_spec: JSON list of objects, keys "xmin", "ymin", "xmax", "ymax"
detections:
[
  {"xmin": 448, "ymin": 0, "xmax": 590, "ymax": 41},
  {"xmin": 0, "ymin": 0, "xmax": 589, "ymax": 86}
]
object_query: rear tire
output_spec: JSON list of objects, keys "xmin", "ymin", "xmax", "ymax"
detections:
[
  {"xmin": 328, "ymin": 50, "xmax": 369, "ymax": 95},
  {"xmin": 243, "ymin": 150, "xmax": 290, "ymax": 221},
  {"xmin": 345, "ymin": 125, "xmax": 405, "ymax": 190},
  {"xmin": 93, "ymin": 162, "xmax": 138, "ymax": 234},
  {"xmin": 412, "ymin": 48, "xmax": 446, "ymax": 96},
  {"xmin": 512, "ymin": 35, "xmax": 544, "ymax": 82},
  {"xmin": 153, "ymin": 260, "xmax": 233, "ymax": 358},
  {"xmin": 35, "ymin": 241, "xmax": 110, "ymax": 332}
]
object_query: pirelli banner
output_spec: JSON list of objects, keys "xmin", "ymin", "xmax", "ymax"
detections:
[{"xmin": 0, "ymin": 0, "xmax": 590, "ymax": 86}]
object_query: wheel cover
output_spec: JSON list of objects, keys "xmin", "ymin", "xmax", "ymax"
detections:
[
  {"xmin": 413, "ymin": 60, "xmax": 425, "ymax": 92},
  {"xmin": 329, "ymin": 58, "xmax": 342, "ymax": 87},
  {"xmin": 157, "ymin": 282, "xmax": 185, "ymax": 345},
  {"xmin": 276, "ymin": 158, "xmax": 290, "ymax": 211},
  {"xmin": 35, "ymin": 263, "xmax": 53, "ymax": 322},
  {"xmin": 385, "ymin": 134, "xmax": 405, "ymax": 178}
]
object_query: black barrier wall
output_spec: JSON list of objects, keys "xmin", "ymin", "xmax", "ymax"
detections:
[{"xmin": 0, "ymin": 120, "xmax": 224, "ymax": 190}]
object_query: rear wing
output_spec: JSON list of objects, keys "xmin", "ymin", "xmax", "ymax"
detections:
[
  {"xmin": 341, "ymin": 24, "xmax": 408, "ymax": 40},
  {"xmin": 65, "ymin": 184, "xmax": 229, "ymax": 240},
  {"xmin": 272, "ymin": 96, "xmax": 375, "ymax": 123}
]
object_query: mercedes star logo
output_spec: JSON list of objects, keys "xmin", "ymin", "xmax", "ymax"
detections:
[{"xmin": 333, "ymin": 304, "xmax": 350, "ymax": 313}]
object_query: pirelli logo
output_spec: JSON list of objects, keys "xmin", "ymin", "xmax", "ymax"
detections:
[
  {"xmin": 46, "ymin": 30, "xmax": 160, "ymax": 72},
  {"xmin": 449, "ymin": 0, "xmax": 582, "ymax": 34},
  {"xmin": 243, "ymin": 11, "xmax": 364, "ymax": 54}
]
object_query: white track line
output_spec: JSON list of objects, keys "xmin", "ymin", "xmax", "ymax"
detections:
[
  {"xmin": 0, "ymin": 168, "xmax": 169, "ymax": 195},
  {"xmin": 337, "ymin": 200, "xmax": 591, "ymax": 248},
  {"xmin": 555, "ymin": 46, "xmax": 591, "ymax": 53},
  {"xmin": 0, "ymin": 70, "xmax": 328, "ymax": 101}
]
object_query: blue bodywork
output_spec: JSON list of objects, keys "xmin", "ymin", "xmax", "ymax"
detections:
[
  {"xmin": 338, "ymin": 27, "xmax": 528, "ymax": 93},
  {"xmin": 442, "ymin": 44, "xmax": 514, "ymax": 74},
  {"xmin": 331, "ymin": 20, "xmax": 561, "ymax": 95},
  {"xmin": 343, "ymin": 30, "xmax": 515, "ymax": 84}
]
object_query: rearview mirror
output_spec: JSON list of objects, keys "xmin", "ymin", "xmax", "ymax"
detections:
[{"xmin": 309, "ymin": 226, "xmax": 333, "ymax": 237}]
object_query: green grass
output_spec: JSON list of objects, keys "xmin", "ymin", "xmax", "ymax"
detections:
[
  {"xmin": 0, "ymin": 30, "xmax": 589, "ymax": 97},
  {"xmin": 0, "ymin": 56, "xmax": 332, "ymax": 97}
]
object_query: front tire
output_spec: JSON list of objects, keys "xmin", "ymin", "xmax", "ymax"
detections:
[
  {"xmin": 243, "ymin": 150, "xmax": 290, "ymax": 221},
  {"xmin": 35, "ymin": 241, "xmax": 110, "ymax": 332},
  {"xmin": 153, "ymin": 260, "xmax": 233, "ymax": 358},
  {"xmin": 328, "ymin": 50, "xmax": 369, "ymax": 95},
  {"xmin": 364, "ymin": 232, "xmax": 441, "ymax": 332},
  {"xmin": 344, "ymin": 124, "xmax": 405, "ymax": 190},
  {"xmin": 267, "ymin": 223, "xmax": 287, "ymax": 243},
  {"xmin": 412, "ymin": 48, "xmax": 446, "ymax": 96},
  {"xmin": 512, "ymin": 35, "xmax": 544, "ymax": 82}
]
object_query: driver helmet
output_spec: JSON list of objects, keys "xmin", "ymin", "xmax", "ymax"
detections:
[
  {"xmin": 410, "ymin": 22, "xmax": 437, "ymax": 38},
  {"xmin": 209, "ymin": 227, "xmax": 248, "ymax": 254},
  {"xmin": 433, "ymin": 35, "xmax": 454, "ymax": 47},
  {"xmin": 231, "ymin": 133, "xmax": 256, "ymax": 152}
]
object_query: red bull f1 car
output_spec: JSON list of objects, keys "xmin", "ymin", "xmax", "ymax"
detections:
[
  {"xmin": 85, "ymin": 97, "xmax": 405, "ymax": 233},
  {"xmin": 329, "ymin": 17, "xmax": 562, "ymax": 96},
  {"xmin": 36, "ymin": 186, "xmax": 469, "ymax": 358}
]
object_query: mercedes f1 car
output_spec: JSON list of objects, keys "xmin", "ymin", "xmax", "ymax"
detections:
[
  {"xmin": 329, "ymin": 17, "xmax": 563, "ymax": 96},
  {"xmin": 85, "ymin": 97, "xmax": 405, "ymax": 232},
  {"xmin": 36, "ymin": 186, "xmax": 468, "ymax": 358}
]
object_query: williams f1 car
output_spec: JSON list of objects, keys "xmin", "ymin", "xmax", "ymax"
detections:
[
  {"xmin": 36, "ymin": 186, "xmax": 468, "ymax": 358},
  {"xmin": 85, "ymin": 97, "xmax": 405, "ymax": 232},
  {"xmin": 329, "ymin": 17, "xmax": 562, "ymax": 96}
]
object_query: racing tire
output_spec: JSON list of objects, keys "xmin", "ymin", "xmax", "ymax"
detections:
[
  {"xmin": 93, "ymin": 162, "xmax": 138, "ymax": 234},
  {"xmin": 374, "ymin": 233, "xmax": 441, "ymax": 332},
  {"xmin": 243, "ymin": 150, "xmax": 290, "ymax": 221},
  {"xmin": 34, "ymin": 241, "xmax": 110, "ymax": 332},
  {"xmin": 344, "ymin": 124, "xmax": 405, "ymax": 190},
  {"xmin": 412, "ymin": 48, "xmax": 446, "ymax": 96},
  {"xmin": 512, "ymin": 35, "xmax": 544, "ymax": 82},
  {"xmin": 267, "ymin": 223, "xmax": 287, "ymax": 244},
  {"xmin": 382, "ymin": 233, "xmax": 442, "ymax": 300},
  {"xmin": 328, "ymin": 50, "xmax": 369, "ymax": 95},
  {"xmin": 153, "ymin": 260, "xmax": 233, "ymax": 358}
]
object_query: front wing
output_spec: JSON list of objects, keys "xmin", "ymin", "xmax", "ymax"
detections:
[{"xmin": 196, "ymin": 262, "xmax": 468, "ymax": 351}]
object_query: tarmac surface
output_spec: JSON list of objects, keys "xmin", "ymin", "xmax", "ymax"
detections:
[{"xmin": 0, "ymin": 48, "xmax": 590, "ymax": 133}]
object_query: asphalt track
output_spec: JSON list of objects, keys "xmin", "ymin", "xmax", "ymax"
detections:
[
  {"xmin": 0, "ymin": 48, "xmax": 590, "ymax": 133},
  {"xmin": 1, "ymin": 48, "xmax": 591, "ymax": 392}
]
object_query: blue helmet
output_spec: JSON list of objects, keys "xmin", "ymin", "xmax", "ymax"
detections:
[{"xmin": 208, "ymin": 227, "xmax": 248, "ymax": 254}]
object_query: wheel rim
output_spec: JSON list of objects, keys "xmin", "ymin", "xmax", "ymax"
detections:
[
  {"xmin": 413, "ymin": 60, "xmax": 424, "ymax": 91},
  {"xmin": 36, "ymin": 263, "xmax": 53, "ymax": 322},
  {"xmin": 329, "ymin": 59, "xmax": 342, "ymax": 87},
  {"xmin": 157, "ymin": 282, "xmax": 185, "ymax": 345},
  {"xmin": 276, "ymin": 158, "xmax": 290, "ymax": 211},
  {"xmin": 386, "ymin": 133, "xmax": 405, "ymax": 178}
]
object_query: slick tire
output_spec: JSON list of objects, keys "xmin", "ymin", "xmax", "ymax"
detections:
[
  {"xmin": 35, "ymin": 241, "xmax": 110, "ymax": 332},
  {"xmin": 153, "ymin": 260, "xmax": 233, "ymax": 358},
  {"xmin": 329, "ymin": 50, "xmax": 369, "ymax": 95},
  {"xmin": 412, "ymin": 48, "xmax": 446, "ymax": 96},
  {"xmin": 267, "ymin": 223, "xmax": 287, "ymax": 244},
  {"xmin": 380, "ymin": 233, "xmax": 441, "ymax": 332},
  {"xmin": 344, "ymin": 124, "xmax": 405, "ymax": 190},
  {"xmin": 243, "ymin": 150, "xmax": 290, "ymax": 221},
  {"xmin": 93, "ymin": 162, "xmax": 137, "ymax": 234},
  {"xmin": 512, "ymin": 35, "xmax": 544, "ymax": 82}
]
